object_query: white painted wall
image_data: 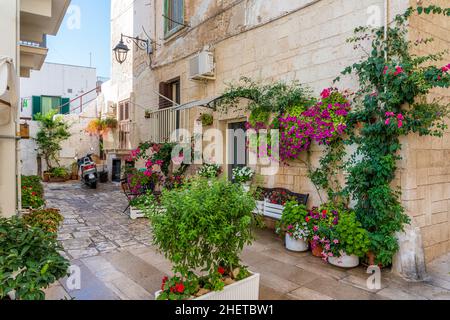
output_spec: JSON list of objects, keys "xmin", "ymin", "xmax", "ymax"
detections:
[
  {"xmin": 0, "ymin": 0, "xmax": 19, "ymax": 217},
  {"xmin": 20, "ymin": 99, "xmax": 100, "ymax": 176},
  {"xmin": 20, "ymin": 62, "xmax": 97, "ymax": 117}
]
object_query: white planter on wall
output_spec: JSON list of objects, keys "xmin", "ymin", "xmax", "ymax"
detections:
[
  {"xmin": 285, "ymin": 234, "xmax": 308, "ymax": 252},
  {"xmin": 328, "ymin": 251, "xmax": 360, "ymax": 268},
  {"xmin": 155, "ymin": 273, "xmax": 260, "ymax": 300}
]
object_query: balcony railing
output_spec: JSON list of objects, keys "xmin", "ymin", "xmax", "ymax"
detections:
[
  {"xmin": 147, "ymin": 106, "xmax": 189, "ymax": 143},
  {"xmin": 20, "ymin": 35, "xmax": 47, "ymax": 49},
  {"xmin": 119, "ymin": 121, "xmax": 131, "ymax": 150}
]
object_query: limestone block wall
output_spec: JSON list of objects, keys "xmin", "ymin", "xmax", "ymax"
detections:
[
  {"xmin": 400, "ymin": 0, "xmax": 450, "ymax": 262},
  {"xmin": 132, "ymin": 0, "xmax": 408, "ymax": 208}
]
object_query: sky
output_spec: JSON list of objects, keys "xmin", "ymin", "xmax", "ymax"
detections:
[{"xmin": 46, "ymin": 0, "xmax": 111, "ymax": 78}]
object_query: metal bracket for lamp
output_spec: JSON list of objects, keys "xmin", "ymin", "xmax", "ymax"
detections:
[{"xmin": 113, "ymin": 33, "xmax": 153, "ymax": 64}]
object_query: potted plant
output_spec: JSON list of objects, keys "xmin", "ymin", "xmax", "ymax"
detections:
[
  {"xmin": 324, "ymin": 210, "xmax": 370, "ymax": 268},
  {"xmin": 305, "ymin": 207, "xmax": 330, "ymax": 258},
  {"xmin": 232, "ymin": 166, "xmax": 255, "ymax": 192},
  {"xmin": 48, "ymin": 167, "xmax": 69, "ymax": 182},
  {"xmin": 146, "ymin": 178, "xmax": 261, "ymax": 300},
  {"xmin": 276, "ymin": 201, "xmax": 309, "ymax": 252},
  {"xmin": 198, "ymin": 113, "xmax": 213, "ymax": 126},
  {"xmin": 197, "ymin": 163, "xmax": 222, "ymax": 180}
]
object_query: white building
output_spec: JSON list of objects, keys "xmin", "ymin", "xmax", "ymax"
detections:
[
  {"xmin": 20, "ymin": 62, "xmax": 97, "ymax": 118},
  {"xmin": 0, "ymin": 0, "xmax": 70, "ymax": 217}
]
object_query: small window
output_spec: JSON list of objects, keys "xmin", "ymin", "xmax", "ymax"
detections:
[
  {"xmin": 119, "ymin": 99, "xmax": 130, "ymax": 121},
  {"xmin": 164, "ymin": 0, "xmax": 184, "ymax": 38}
]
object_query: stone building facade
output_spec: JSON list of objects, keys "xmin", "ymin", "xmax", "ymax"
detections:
[{"xmin": 104, "ymin": 0, "xmax": 449, "ymax": 263}]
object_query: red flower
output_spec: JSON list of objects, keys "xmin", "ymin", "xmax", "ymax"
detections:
[
  {"xmin": 322, "ymin": 210, "xmax": 327, "ymax": 215},
  {"xmin": 218, "ymin": 267, "xmax": 225, "ymax": 275},
  {"xmin": 175, "ymin": 283, "xmax": 185, "ymax": 293},
  {"xmin": 305, "ymin": 217, "xmax": 310, "ymax": 223}
]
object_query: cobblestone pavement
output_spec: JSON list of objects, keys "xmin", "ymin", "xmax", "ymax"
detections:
[{"xmin": 44, "ymin": 181, "xmax": 450, "ymax": 300}]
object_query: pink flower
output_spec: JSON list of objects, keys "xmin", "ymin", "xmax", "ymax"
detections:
[
  {"xmin": 385, "ymin": 112, "xmax": 395, "ymax": 117},
  {"xmin": 320, "ymin": 88, "xmax": 331, "ymax": 99},
  {"xmin": 333, "ymin": 239, "xmax": 339, "ymax": 244},
  {"xmin": 313, "ymin": 235, "xmax": 320, "ymax": 241},
  {"xmin": 394, "ymin": 66, "xmax": 404, "ymax": 76},
  {"xmin": 155, "ymin": 160, "xmax": 163, "ymax": 166},
  {"xmin": 397, "ymin": 114, "xmax": 404, "ymax": 121},
  {"xmin": 398, "ymin": 120, "xmax": 403, "ymax": 128},
  {"xmin": 385, "ymin": 119, "xmax": 390, "ymax": 125},
  {"xmin": 383, "ymin": 66, "xmax": 389, "ymax": 75},
  {"xmin": 441, "ymin": 65, "xmax": 450, "ymax": 73},
  {"xmin": 313, "ymin": 226, "xmax": 319, "ymax": 232},
  {"xmin": 328, "ymin": 252, "xmax": 334, "ymax": 257}
]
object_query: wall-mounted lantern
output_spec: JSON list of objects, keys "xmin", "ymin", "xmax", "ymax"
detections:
[{"xmin": 113, "ymin": 33, "xmax": 152, "ymax": 64}]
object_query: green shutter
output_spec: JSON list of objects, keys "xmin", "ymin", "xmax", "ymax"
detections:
[
  {"xmin": 61, "ymin": 98, "xmax": 70, "ymax": 114},
  {"xmin": 32, "ymin": 96, "xmax": 41, "ymax": 120}
]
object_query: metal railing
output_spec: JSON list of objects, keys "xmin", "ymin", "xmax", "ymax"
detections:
[
  {"xmin": 119, "ymin": 121, "xmax": 131, "ymax": 150},
  {"xmin": 147, "ymin": 106, "xmax": 189, "ymax": 143}
]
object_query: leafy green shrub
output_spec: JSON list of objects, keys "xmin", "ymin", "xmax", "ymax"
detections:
[
  {"xmin": 49, "ymin": 167, "xmax": 69, "ymax": 179},
  {"xmin": 147, "ymin": 178, "xmax": 259, "ymax": 299},
  {"xmin": 0, "ymin": 217, "xmax": 69, "ymax": 300},
  {"xmin": 22, "ymin": 209, "xmax": 64, "ymax": 234},
  {"xmin": 21, "ymin": 176, "xmax": 45, "ymax": 209}
]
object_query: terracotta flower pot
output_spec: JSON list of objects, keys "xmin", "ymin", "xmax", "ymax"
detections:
[
  {"xmin": 310, "ymin": 242, "xmax": 323, "ymax": 257},
  {"xmin": 43, "ymin": 172, "xmax": 50, "ymax": 182}
]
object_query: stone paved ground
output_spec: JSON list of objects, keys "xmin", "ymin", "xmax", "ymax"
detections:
[{"xmin": 43, "ymin": 181, "xmax": 450, "ymax": 300}]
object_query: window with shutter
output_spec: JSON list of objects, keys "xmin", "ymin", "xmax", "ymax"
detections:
[
  {"xmin": 32, "ymin": 96, "xmax": 41, "ymax": 120},
  {"xmin": 164, "ymin": 0, "xmax": 184, "ymax": 38}
]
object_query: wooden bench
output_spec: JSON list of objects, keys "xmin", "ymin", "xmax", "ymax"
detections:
[{"xmin": 255, "ymin": 187, "xmax": 309, "ymax": 222}]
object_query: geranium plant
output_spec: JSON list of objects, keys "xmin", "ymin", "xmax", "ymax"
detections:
[{"xmin": 276, "ymin": 201, "xmax": 309, "ymax": 241}]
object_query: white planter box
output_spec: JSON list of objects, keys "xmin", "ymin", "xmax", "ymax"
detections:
[
  {"xmin": 328, "ymin": 252, "xmax": 360, "ymax": 268},
  {"xmin": 130, "ymin": 207, "xmax": 145, "ymax": 220},
  {"xmin": 155, "ymin": 273, "xmax": 260, "ymax": 300},
  {"xmin": 285, "ymin": 234, "xmax": 308, "ymax": 252}
]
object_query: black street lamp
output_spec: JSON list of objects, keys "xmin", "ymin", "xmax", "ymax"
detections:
[{"xmin": 113, "ymin": 33, "xmax": 151, "ymax": 64}]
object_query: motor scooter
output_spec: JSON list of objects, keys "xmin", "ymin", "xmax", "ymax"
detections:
[{"xmin": 77, "ymin": 154, "xmax": 98, "ymax": 189}]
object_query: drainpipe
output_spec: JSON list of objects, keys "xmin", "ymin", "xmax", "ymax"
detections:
[
  {"xmin": 16, "ymin": 0, "xmax": 21, "ymax": 213},
  {"xmin": 384, "ymin": 0, "xmax": 389, "ymax": 61}
]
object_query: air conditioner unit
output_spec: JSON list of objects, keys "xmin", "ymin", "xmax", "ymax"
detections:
[{"xmin": 189, "ymin": 51, "xmax": 215, "ymax": 81}]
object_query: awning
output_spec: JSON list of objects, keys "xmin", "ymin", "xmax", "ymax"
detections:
[
  {"xmin": 0, "ymin": 56, "xmax": 18, "ymax": 125},
  {"xmin": 174, "ymin": 95, "xmax": 223, "ymax": 111}
]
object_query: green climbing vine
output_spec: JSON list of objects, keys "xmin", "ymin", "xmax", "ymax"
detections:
[{"xmin": 334, "ymin": 5, "xmax": 450, "ymax": 265}]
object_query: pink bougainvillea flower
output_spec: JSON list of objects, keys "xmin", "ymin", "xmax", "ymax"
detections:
[
  {"xmin": 397, "ymin": 114, "xmax": 404, "ymax": 121},
  {"xmin": 333, "ymin": 239, "xmax": 339, "ymax": 244},
  {"xmin": 385, "ymin": 119, "xmax": 390, "ymax": 125},
  {"xmin": 398, "ymin": 120, "xmax": 403, "ymax": 128},
  {"xmin": 320, "ymin": 88, "xmax": 331, "ymax": 99},
  {"xmin": 385, "ymin": 111, "xmax": 395, "ymax": 117},
  {"xmin": 313, "ymin": 226, "xmax": 319, "ymax": 232}
]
